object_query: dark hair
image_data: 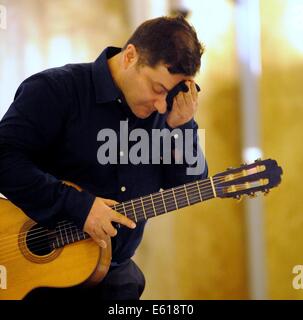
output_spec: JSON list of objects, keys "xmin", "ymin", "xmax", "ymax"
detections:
[{"xmin": 123, "ymin": 15, "xmax": 204, "ymax": 76}]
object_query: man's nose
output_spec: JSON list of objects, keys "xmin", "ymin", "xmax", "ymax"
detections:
[{"xmin": 153, "ymin": 97, "xmax": 167, "ymax": 114}]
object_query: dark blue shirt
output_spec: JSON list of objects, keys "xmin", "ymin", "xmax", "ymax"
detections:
[{"xmin": 0, "ymin": 47, "xmax": 207, "ymax": 263}]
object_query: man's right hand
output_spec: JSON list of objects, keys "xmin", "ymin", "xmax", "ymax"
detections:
[{"xmin": 83, "ymin": 197, "xmax": 136, "ymax": 249}]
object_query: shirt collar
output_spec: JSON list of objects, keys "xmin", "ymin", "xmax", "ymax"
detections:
[{"xmin": 92, "ymin": 46, "xmax": 122, "ymax": 104}]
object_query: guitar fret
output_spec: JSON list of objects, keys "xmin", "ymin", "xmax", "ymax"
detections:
[
  {"xmin": 141, "ymin": 195, "xmax": 153, "ymax": 218},
  {"xmin": 70, "ymin": 225, "xmax": 75, "ymax": 243},
  {"xmin": 175, "ymin": 187, "xmax": 187, "ymax": 209},
  {"xmin": 163, "ymin": 189, "xmax": 177, "ymax": 212},
  {"xmin": 118, "ymin": 202, "xmax": 127, "ymax": 229},
  {"xmin": 152, "ymin": 193, "xmax": 166, "ymax": 216},
  {"xmin": 196, "ymin": 180, "xmax": 203, "ymax": 201},
  {"xmin": 210, "ymin": 177, "xmax": 217, "ymax": 198},
  {"xmin": 76, "ymin": 228, "xmax": 81, "ymax": 241},
  {"xmin": 131, "ymin": 200, "xmax": 138, "ymax": 222},
  {"xmin": 133, "ymin": 199, "xmax": 146, "ymax": 222},
  {"xmin": 172, "ymin": 188, "xmax": 179, "ymax": 209},
  {"xmin": 122, "ymin": 202, "xmax": 127, "ymax": 217},
  {"xmin": 63, "ymin": 224, "xmax": 69, "ymax": 244},
  {"xmin": 126, "ymin": 201, "xmax": 133, "ymax": 220},
  {"xmin": 56, "ymin": 234, "xmax": 60, "ymax": 248},
  {"xmin": 201, "ymin": 179, "xmax": 215, "ymax": 201},
  {"xmin": 140, "ymin": 197, "xmax": 147, "ymax": 220},
  {"xmin": 187, "ymin": 183, "xmax": 201, "ymax": 205},
  {"xmin": 184, "ymin": 185, "xmax": 190, "ymax": 206},
  {"xmin": 123, "ymin": 200, "xmax": 136, "ymax": 221},
  {"xmin": 150, "ymin": 194, "xmax": 157, "ymax": 216},
  {"xmin": 160, "ymin": 190, "xmax": 167, "ymax": 213},
  {"xmin": 58, "ymin": 225, "xmax": 64, "ymax": 247}
]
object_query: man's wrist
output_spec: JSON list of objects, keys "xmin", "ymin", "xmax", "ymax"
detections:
[{"xmin": 165, "ymin": 118, "xmax": 194, "ymax": 130}]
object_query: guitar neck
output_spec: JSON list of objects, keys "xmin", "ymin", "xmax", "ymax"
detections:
[
  {"xmin": 112, "ymin": 177, "xmax": 217, "ymax": 223},
  {"xmin": 48, "ymin": 158, "xmax": 283, "ymax": 248},
  {"xmin": 51, "ymin": 176, "xmax": 217, "ymax": 248}
]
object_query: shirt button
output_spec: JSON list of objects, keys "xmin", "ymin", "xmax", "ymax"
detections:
[
  {"xmin": 117, "ymin": 98, "xmax": 122, "ymax": 104},
  {"xmin": 173, "ymin": 133, "xmax": 179, "ymax": 139},
  {"xmin": 121, "ymin": 186, "xmax": 126, "ymax": 192}
]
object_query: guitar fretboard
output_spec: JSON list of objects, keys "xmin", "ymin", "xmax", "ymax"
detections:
[{"xmin": 49, "ymin": 177, "xmax": 218, "ymax": 249}]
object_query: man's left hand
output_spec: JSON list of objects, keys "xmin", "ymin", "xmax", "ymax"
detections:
[{"xmin": 166, "ymin": 80, "xmax": 199, "ymax": 128}]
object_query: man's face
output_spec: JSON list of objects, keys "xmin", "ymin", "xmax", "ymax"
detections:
[{"xmin": 121, "ymin": 49, "xmax": 192, "ymax": 119}]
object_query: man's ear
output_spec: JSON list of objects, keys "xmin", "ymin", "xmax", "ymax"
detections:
[{"xmin": 122, "ymin": 44, "xmax": 138, "ymax": 70}]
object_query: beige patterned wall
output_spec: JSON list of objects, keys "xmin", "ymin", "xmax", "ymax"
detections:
[{"xmin": 260, "ymin": 0, "xmax": 303, "ymax": 300}]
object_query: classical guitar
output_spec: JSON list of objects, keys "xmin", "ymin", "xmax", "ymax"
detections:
[{"xmin": 0, "ymin": 158, "xmax": 282, "ymax": 299}]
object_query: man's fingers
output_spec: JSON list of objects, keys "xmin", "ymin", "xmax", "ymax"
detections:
[
  {"xmin": 98, "ymin": 239, "xmax": 107, "ymax": 249},
  {"xmin": 103, "ymin": 221, "xmax": 118, "ymax": 237},
  {"xmin": 111, "ymin": 211, "xmax": 136, "ymax": 229},
  {"xmin": 102, "ymin": 198, "xmax": 119, "ymax": 206},
  {"xmin": 102, "ymin": 199, "xmax": 136, "ymax": 229},
  {"xmin": 91, "ymin": 228, "xmax": 109, "ymax": 249},
  {"xmin": 189, "ymin": 81, "xmax": 198, "ymax": 100}
]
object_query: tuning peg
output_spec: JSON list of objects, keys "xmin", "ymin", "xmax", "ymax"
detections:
[
  {"xmin": 263, "ymin": 189, "xmax": 270, "ymax": 196},
  {"xmin": 254, "ymin": 158, "xmax": 262, "ymax": 163},
  {"xmin": 240, "ymin": 162, "xmax": 247, "ymax": 167},
  {"xmin": 227, "ymin": 167, "xmax": 234, "ymax": 170},
  {"xmin": 249, "ymin": 192, "xmax": 256, "ymax": 198}
]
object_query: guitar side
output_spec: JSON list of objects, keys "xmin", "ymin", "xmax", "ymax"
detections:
[{"xmin": 0, "ymin": 199, "xmax": 111, "ymax": 300}]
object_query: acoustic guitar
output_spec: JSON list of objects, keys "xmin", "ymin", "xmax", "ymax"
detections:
[{"xmin": 0, "ymin": 158, "xmax": 282, "ymax": 299}]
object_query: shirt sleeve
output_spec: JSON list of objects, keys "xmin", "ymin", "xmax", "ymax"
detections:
[
  {"xmin": 0, "ymin": 74, "xmax": 95, "ymax": 229},
  {"xmin": 161, "ymin": 118, "xmax": 208, "ymax": 189}
]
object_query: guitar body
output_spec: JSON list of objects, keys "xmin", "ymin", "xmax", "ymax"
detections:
[{"xmin": 0, "ymin": 199, "xmax": 111, "ymax": 300}]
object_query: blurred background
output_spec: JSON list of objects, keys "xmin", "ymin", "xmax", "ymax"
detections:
[{"xmin": 0, "ymin": 0, "xmax": 302, "ymax": 299}]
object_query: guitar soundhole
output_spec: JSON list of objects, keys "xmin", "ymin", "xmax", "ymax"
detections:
[{"xmin": 26, "ymin": 224, "xmax": 53, "ymax": 256}]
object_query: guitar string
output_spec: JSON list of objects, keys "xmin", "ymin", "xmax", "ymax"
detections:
[
  {"xmin": 1, "ymin": 169, "xmax": 252, "ymax": 244},
  {"xmin": 0, "ymin": 167, "xmax": 260, "ymax": 244},
  {"xmin": 0, "ymin": 176, "xmax": 256, "ymax": 257},
  {"xmin": 0, "ymin": 187, "xmax": 222, "ymax": 262},
  {"xmin": 0, "ymin": 175, "xmax": 254, "ymax": 258},
  {"xmin": 5, "ymin": 176, "xmax": 261, "ymax": 264},
  {"xmin": 0, "ymin": 173, "xmax": 258, "ymax": 260},
  {"xmin": 0, "ymin": 174, "xmax": 229, "ymax": 243},
  {"xmin": 0, "ymin": 191, "xmax": 215, "ymax": 264},
  {"xmin": 0, "ymin": 180, "xmax": 222, "ymax": 252},
  {"xmin": 1, "ymin": 180, "xmax": 253, "ymax": 264}
]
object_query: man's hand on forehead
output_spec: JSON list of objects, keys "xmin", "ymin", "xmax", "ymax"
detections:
[{"xmin": 166, "ymin": 80, "xmax": 200, "ymax": 112}]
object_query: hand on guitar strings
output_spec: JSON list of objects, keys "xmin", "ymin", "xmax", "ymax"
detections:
[{"xmin": 83, "ymin": 197, "xmax": 136, "ymax": 249}]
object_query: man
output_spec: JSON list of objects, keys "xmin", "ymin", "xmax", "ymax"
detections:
[{"xmin": 0, "ymin": 15, "xmax": 207, "ymax": 300}]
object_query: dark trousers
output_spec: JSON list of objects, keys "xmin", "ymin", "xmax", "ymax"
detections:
[{"xmin": 23, "ymin": 259, "xmax": 145, "ymax": 301}]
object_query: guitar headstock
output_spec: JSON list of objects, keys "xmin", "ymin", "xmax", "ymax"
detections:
[{"xmin": 213, "ymin": 158, "xmax": 282, "ymax": 200}]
